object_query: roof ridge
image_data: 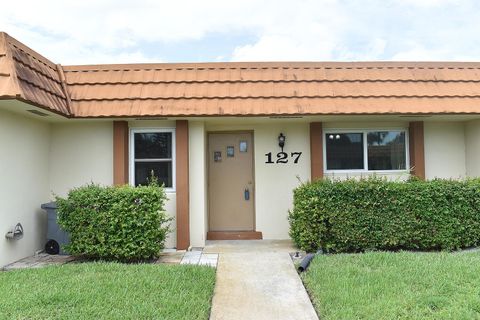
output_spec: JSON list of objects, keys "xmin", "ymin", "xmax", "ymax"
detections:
[
  {"xmin": 55, "ymin": 64, "xmax": 72, "ymax": 115},
  {"xmin": 62, "ymin": 61, "xmax": 480, "ymax": 72},
  {"xmin": 3, "ymin": 32, "xmax": 57, "ymax": 70},
  {"xmin": 69, "ymin": 95, "xmax": 480, "ymax": 102},
  {"xmin": 0, "ymin": 32, "xmax": 7, "ymax": 56},
  {"xmin": 65, "ymin": 79, "xmax": 480, "ymax": 86},
  {"xmin": 0, "ymin": 33, "xmax": 9, "ymax": 77}
]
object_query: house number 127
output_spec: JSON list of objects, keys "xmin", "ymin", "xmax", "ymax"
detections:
[{"xmin": 265, "ymin": 152, "xmax": 302, "ymax": 164}]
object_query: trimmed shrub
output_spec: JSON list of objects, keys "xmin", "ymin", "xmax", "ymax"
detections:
[
  {"xmin": 56, "ymin": 181, "xmax": 170, "ymax": 261},
  {"xmin": 289, "ymin": 177, "xmax": 480, "ymax": 253}
]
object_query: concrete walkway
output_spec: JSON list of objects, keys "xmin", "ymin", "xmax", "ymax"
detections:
[{"xmin": 206, "ymin": 240, "xmax": 318, "ymax": 320}]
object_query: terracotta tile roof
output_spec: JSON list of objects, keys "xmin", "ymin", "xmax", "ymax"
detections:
[
  {"xmin": 2, "ymin": 32, "xmax": 480, "ymax": 117},
  {"xmin": 0, "ymin": 32, "xmax": 71, "ymax": 116},
  {"xmin": 63, "ymin": 62, "xmax": 480, "ymax": 117}
]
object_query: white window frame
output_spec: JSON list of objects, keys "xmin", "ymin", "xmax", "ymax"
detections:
[
  {"xmin": 129, "ymin": 128, "xmax": 176, "ymax": 192},
  {"xmin": 323, "ymin": 128, "xmax": 410, "ymax": 174}
]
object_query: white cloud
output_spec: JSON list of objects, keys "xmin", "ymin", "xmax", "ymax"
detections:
[
  {"xmin": 396, "ymin": 0, "xmax": 463, "ymax": 7},
  {"xmin": 1, "ymin": 23, "xmax": 160, "ymax": 64},
  {"xmin": 391, "ymin": 46, "xmax": 453, "ymax": 61},
  {"xmin": 231, "ymin": 0, "xmax": 347, "ymax": 61},
  {"xmin": 232, "ymin": 34, "xmax": 336, "ymax": 61},
  {"xmin": 0, "ymin": 0, "xmax": 479, "ymax": 63}
]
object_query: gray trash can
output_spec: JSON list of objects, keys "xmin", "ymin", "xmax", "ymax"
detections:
[{"xmin": 41, "ymin": 202, "xmax": 70, "ymax": 255}]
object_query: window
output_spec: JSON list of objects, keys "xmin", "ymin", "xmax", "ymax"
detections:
[
  {"xmin": 326, "ymin": 133, "xmax": 364, "ymax": 170},
  {"xmin": 324, "ymin": 130, "xmax": 407, "ymax": 172},
  {"xmin": 367, "ymin": 131, "xmax": 406, "ymax": 170},
  {"xmin": 130, "ymin": 129, "xmax": 175, "ymax": 189}
]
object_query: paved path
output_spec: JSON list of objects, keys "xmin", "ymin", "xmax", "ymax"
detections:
[
  {"xmin": 4, "ymin": 249, "xmax": 218, "ymax": 270},
  {"xmin": 180, "ymin": 250, "xmax": 219, "ymax": 267},
  {"xmin": 206, "ymin": 240, "xmax": 318, "ymax": 320},
  {"xmin": 2, "ymin": 253, "xmax": 76, "ymax": 271}
]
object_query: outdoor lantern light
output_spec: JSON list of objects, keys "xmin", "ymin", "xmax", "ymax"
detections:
[{"xmin": 278, "ymin": 133, "xmax": 286, "ymax": 151}]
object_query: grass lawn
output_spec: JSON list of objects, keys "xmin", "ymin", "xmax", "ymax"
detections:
[
  {"xmin": 303, "ymin": 251, "xmax": 480, "ymax": 320},
  {"xmin": 0, "ymin": 262, "xmax": 216, "ymax": 319}
]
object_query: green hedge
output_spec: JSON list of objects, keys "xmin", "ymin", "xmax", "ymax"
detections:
[
  {"xmin": 57, "ymin": 182, "xmax": 170, "ymax": 261},
  {"xmin": 289, "ymin": 178, "xmax": 480, "ymax": 253}
]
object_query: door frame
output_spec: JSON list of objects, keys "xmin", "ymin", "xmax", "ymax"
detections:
[{"xmin": 206, "ymin": 130, "xmax": 260, "ymax": 239}]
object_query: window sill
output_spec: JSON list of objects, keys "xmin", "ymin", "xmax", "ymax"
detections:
[
  {"xmin": 128, "ymin": 183, "xmax": 176, "ymax": 193},
  {"xmin": 324, "ymin": 170, "xmax": 410, "ymax": 174}
]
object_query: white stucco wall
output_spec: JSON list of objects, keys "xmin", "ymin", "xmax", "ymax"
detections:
[
  {"xmin": 189, "ymin": 121, "xmax": 208, "ymax": 247},
  {"xmin": 163, "ymin": 193, "xmax": 176, "ymax": 248},
  {"xmin": 49, "ymin": 122, "xmax": 114, "ymax": 197},
  {"xmin": 254, "ymin": 123, "xmax": 311, "ymax": 239},
  {"xmin": 465, "ymin": 120, "xmax": 480, "ymax": 178},
  {"xmin": 424, "ymin": 122, "xmax": 466, "ymax": 179},
  {"xmin": 0, "ymin": 109, "xmax": 51, "ymax": 267}
]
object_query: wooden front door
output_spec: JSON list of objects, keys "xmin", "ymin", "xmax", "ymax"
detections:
[{"xmin": 208, "ymin": 132, "xmax": 255, "ymax": 232}]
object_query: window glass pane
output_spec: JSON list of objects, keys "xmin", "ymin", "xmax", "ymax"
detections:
[
  {"xmin": 326, "ymin": 133, "xmax": 364, "ymax": 170},
  {"xmin": 134, "ymin": 132, "xmax": 172, "ymax": 159},
  {"xmin": 367, "ymin": 131, "xmax": 406, "ymax": 170},
  {"xmin": 134, "ymin": 161, "xmax": 172, "ymax": 187}
]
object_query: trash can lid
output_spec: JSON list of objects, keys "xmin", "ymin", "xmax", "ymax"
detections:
[{"xmin": 41, "ymin": 201, "xmax": 57, "ymax": 209}]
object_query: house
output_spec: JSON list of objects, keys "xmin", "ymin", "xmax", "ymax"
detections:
[{"xmin": 1, "ymin": 31, "xmax": 480, "ymax": 267}]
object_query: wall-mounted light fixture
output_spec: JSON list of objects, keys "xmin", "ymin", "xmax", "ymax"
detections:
[{"xmin": 278, "ymin": 133, "xmax": 286, "ymax": 151}]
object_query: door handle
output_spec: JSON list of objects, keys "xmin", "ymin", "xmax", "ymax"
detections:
[{"xmin": 244, "ymin": 188, "xmax": 250, "ymax": 201}]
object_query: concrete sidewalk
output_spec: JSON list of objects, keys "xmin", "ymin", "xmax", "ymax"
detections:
[{"xmin": 206, "ymin": 240, "xmax": 318, "ymax": 320}]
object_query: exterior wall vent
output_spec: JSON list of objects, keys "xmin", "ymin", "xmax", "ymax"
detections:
[
  {"xmin": 26, "ymin": 109, "xmax": 49, "ymax": 117},
  {"xmin": 399, "ymin": 115, "xmax": 432, "ymax": 118},
  {"xmin": 134, "ymin": 117, "xmax": 169, "ymax": 120},
  {"xmin": 269, "ymin": 116, "xmax": 304, "ymax": 119}
]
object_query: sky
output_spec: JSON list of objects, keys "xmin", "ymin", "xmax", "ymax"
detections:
[{"xmin": 0, "ymin": 0, "xmax": 479, "ymax": 65}]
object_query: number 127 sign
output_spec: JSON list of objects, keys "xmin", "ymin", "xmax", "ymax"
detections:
[{"xmin": 265, "ymin": 152, "xmax": 302, "ymax": 164}]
